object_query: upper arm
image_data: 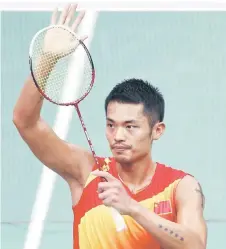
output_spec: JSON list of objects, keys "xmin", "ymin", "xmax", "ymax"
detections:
[
  {"xmin": 175, "ymin": 175, "xmax": 207, "ymax": 248},
  {"xmin": 17, "ymin": 117, "xmax": 95, "ymax": 185}
]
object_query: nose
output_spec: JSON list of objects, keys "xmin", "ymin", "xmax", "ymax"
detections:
[{"xmin": 114, "ymin": 127, "xmax": 126, "ymax": 142}]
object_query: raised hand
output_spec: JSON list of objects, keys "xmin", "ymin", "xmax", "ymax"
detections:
[{"xmin": 43, "ymin": 4, "xmax": 88, "ymax": 57}]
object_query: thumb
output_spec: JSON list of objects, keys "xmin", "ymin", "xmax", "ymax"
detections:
[{"xmin": 80, "ymin": 35, "xmax": 88, "ymax": 42}]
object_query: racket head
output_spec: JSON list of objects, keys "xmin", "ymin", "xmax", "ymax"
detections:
[{"xmin": 29, "ymin": 25, "xmax": 95, "ymax": 106}]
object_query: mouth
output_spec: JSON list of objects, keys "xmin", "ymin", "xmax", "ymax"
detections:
[{"xmin": 112, "ymin": 145, "xmax": 131, "ymax": 151}]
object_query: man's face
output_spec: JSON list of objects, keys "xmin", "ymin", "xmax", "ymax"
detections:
[{"xmin": 105, "ymin": 101, "xmax": 153, "ymax": 164}]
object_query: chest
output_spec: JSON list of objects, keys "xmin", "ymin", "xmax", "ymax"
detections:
[
  {"xmin": 73, "ymin": 170, "xmax": 178, "ymax": 248},
  {"xmin": 75, "ymin": 190, "xmax": 176, "ymax": 249}
]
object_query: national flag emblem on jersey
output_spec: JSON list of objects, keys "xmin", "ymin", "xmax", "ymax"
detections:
[{"xmin": 154, "ymin": 200, "xmax": 172, "ymax": 215}]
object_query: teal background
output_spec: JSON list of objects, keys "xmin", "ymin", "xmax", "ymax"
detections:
[{"xmin": 1, "ymin": 11, "xmax": 226, "ymax": 249}]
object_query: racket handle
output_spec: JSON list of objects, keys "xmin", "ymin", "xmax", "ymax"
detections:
[{"xmin": 111, "ymin": 207, "xmax": 127, "ymax": 232}]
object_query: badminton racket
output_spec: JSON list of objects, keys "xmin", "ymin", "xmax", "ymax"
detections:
[{"xmin": 28, "ymin": 25, "xmax": 126, "ymax": 232}]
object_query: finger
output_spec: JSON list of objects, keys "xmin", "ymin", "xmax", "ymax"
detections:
[
  {"xmin": 92, "ymin": 170, "xmax": 116, "ymax": 182},
  {"xmin": 97, "ymin": 182, "xmax": 109, "ymax": 193},
  {"xmin": 71, "ymin": 10, "xmax": 86, "ymax": 32},
  {"xmin": 58, "ymin": 4, "xmax": 71, "ymax": 25},
  {"xmin": 73, "ymin": 35, "xmax": 88, "ymax": 43},
  {"xmin": 102, "ymin": 195, "xmax": 117, "ymax": 207},
  {"xmin": 98, "ymin": 189, "xmax": 118, "ymax": 201},
  {"xmin": 50, "ymin": 7, "xmax": 58, "ymax": 25},
  {"xmin": 64, "ymin": 3, "xmax": 78, "ymax": 26},
  {"xmin": 97, "ymin": 181, "xmax": 119, "ymax": 193},
  {"xmin": 80, "ymin": 35, "xmax": 88, "ymax": 42}
]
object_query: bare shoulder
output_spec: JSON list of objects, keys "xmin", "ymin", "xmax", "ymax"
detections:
[
  {"xmin": 175, "ymin": 175, "xmax": 205, "ymax": 209},
  {"xmin": 174, "ymin": 175, "xmax": 207, "ymax": 247}
]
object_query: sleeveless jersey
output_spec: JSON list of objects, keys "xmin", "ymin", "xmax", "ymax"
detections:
[{"xmin": 72, "ymin": 157, "xmax": 189, "ymax": 249}]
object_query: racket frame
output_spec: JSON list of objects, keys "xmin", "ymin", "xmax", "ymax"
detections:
[{"xmin": 29, "ymin": 25, "xmax": 95, "ymax": 106}]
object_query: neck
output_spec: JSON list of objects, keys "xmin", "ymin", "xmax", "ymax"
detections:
[{"xmin": 116, "ymin": 154, "xmax": 156, "ymax": 186}]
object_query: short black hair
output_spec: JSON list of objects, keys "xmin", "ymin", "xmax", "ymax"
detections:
[{"xmin": 105, "ymin": 78, "xmax": 165, "ymax": 127}]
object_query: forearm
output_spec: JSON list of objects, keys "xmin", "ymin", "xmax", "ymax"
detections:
[
  {"xmin": 13, "ymin": 55, "xmax": 56, "ymax": 127},
  {"xmin": 129, "ymin": 202, "xmax": 204, "ymax": 249},
  {"xmin": 13, "ymin": 77, "xmax": 44, "ymax": 127}
]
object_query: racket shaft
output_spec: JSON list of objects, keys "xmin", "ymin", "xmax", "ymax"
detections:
[{"xmin": 74, "ymin": 105, "xmax": 98, "ymax": 164}]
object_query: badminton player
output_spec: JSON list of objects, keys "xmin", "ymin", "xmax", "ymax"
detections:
[{"xmin": 13, "ymin": 4, "xmax": 207, "ymax": 249}]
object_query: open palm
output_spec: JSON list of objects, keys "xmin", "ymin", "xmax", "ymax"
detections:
[{"xmin": 43, "ymin": 4, "xmax": 87, "ymax": 58}]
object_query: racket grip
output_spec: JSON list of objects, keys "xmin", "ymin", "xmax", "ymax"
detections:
[{"xmin": 111, "ymin": 207, "xmax": 127, "ymax": 232}]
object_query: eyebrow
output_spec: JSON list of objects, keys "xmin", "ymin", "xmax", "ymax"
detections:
[{"xmin": 106, "ymin": 118, "xmax": 138, "ymax": 124}]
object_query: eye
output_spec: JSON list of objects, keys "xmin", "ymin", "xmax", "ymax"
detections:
[
  {"xmin": 107, "ymin": 123, "xmax": 114, "ymax": 128},
  {"xmin": 126, "ymin": 125, "xmax": 137, "ymax": 129}
]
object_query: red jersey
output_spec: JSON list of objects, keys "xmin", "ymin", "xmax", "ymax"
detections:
[{"xmin": 72, "ymin": 157, "xmax": 189, "ymax": 249}]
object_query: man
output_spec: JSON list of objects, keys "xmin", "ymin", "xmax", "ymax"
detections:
[{"xmin": 13, "ymin": 4, "xmax": 207, "ymax": 249}]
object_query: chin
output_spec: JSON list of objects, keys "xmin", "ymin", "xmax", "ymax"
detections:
[{"xmin": 113, "ymin": 154, "xmax": 133, "ymax": 164}]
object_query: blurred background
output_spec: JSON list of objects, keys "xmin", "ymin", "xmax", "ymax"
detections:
[{"xmin": 1, "ymin": 10, "xmax": 226, "ymax": 249}]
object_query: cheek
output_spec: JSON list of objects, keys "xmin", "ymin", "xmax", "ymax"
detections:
[
  {"xmin": 132, "ymin": 133, "xmax": 151, "ymax": 150},
  {"xmin": 105, "ymin": 129, "xmax": 112, "ymax": 142}
]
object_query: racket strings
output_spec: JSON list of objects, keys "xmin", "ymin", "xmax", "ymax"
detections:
[
  {"xmin": 30, "ymin": 27, "xmax": 93, "ymax": 105},
  {"xmin": 35, "ymin": 57, "xmax": 70, "ymax": 102}
]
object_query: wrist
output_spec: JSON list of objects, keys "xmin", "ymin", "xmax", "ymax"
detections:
[{"xmin": 127, "ymin": 199, "xmax": 142, "ymax": 218}]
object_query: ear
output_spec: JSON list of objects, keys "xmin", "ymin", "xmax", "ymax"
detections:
[{"xmin": 151, "ymin": 122, "xmax": 165, "ymax": 140}]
